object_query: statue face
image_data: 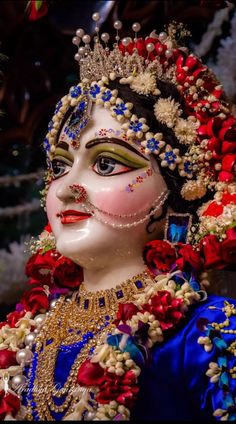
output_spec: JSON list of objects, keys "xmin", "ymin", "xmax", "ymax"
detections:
[{"xmin": 46, "ymin": 105, "xmax": 168, "ymax": 268}]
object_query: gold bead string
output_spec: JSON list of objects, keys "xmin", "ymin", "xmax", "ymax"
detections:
[{"xmin": 26, "ymin": 270, "xmax": 153, "ymax": 421}]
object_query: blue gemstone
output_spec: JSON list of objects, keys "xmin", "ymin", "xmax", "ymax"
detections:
[
  {"xmin": 116, "ymin": 290, "xmax": 124, "ymax": 299},
  {"xmin": 105, "ymin": 315, "xmax": 110, "ymax": 320},
  {"xmin": 84, "ymin": 299, "xmax": 89, "ymax": 309},
  {"xmin": 68, "ymin": 329, "xmax": 73, "ymax": 333},
  {"xmin": 77, "ymin": 330, "xmax": 81, "ymax": 334},
  {"xmin": 99, "ymin": 297, "xmax": 105, "ymax": 307},
  {"xmin": 135, "ymin": 280, "xmax": 143, "ymax": 289}
]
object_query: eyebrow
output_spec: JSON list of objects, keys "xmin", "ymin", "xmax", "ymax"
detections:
[
  {"xmin": 56, "ymin": 141, "xmax": 69, "ymax": 151},
  {"xmin": 85, "ymin": 137, "xmax": 149, "ymax": 160}
]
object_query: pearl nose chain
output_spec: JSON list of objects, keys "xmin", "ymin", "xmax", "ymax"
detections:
[{"xmin": 69, "ymin": 184, "xmax": 169, "ymax": 229}]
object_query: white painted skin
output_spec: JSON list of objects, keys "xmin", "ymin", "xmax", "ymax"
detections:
[{"xmin": 46, "ymin": 104, "xmax": 168, "ymax": 291}]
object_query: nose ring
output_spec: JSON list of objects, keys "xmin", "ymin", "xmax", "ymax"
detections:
[{"xmin": 69, "ymin": 184, "xmax": 88, "ymax": 203}]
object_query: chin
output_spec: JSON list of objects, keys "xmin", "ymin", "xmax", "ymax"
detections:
[{"xmin": 55, "ymin": 233, "xmax": 105, "ymax": 268}]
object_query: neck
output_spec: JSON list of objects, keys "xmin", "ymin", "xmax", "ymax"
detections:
[{"xmin": 83, "ymin": 256, "xmax": 146, "ymax": 291}]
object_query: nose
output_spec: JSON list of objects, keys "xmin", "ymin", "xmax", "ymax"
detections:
[
  {"xmin": 55, "ymin": 170, "xmax": 88, "ymax": 204},
  {"xmin": 56, "ymin": 176, "xmax": 75, "ymax": 203}
]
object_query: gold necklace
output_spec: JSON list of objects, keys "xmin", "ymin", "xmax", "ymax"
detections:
[{"xmin": 26, "ymin": 270, "xmax": 153, "ymax": 421}]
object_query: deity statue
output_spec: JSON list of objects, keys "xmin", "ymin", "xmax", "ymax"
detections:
[{"xmin": 0, "ymin": 12, "xmax": 236, "ymax": 422}]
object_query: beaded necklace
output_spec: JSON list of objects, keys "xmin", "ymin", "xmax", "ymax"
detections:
[{"xmin": 25, "ymin": 270, "xmax": 152, "ymax": 421}]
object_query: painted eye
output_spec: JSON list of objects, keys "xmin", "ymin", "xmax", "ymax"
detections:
[
  {"xmin": 51, "ymin": 159, "xmax": 71, "ymax": 179},
  {"xmin": 93, "ymin": 156, "xmax": 132, "ymax": 176}
]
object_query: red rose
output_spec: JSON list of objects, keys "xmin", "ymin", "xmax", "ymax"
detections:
[
  {"xmin": 113, "ymin": 303, "xmax": 139, "ymax": 327},
  {"xmin": 143, "ymin": 290, "xmax": 184, "ymax": 331},
  {"xmin": 6, "ymin": 310, "xmax": 25, "ymax": 328},
  {"xmin": 200, "ymin": 235, "xmax": 223, "ymax": 268},
  {"xmin": 143, "ymin": 240, "xmax": 176, "ymax": 273},
  {"xmin": 176, "ymin": 244, "xmax": 203, "ymax": 272},
  {"xmin": 77, "ymin": 359, "xmax": 105, "ymax": 387},
  {"xmin": 0, "ymin": 350, "xmax": 17, "ymax": 369},
  {"xmin": 221, "ymin": 228, "xmax": 236, "ymax": 266},
  {"xmin": 52, "ymin": 257, "xmax": 83, "ymax": 289},
  {"xmin": 20, "ymin": 286, "xmax": 49, "ymax": 314},
  {"xmin": 25, "ymin": 250, "xmax": 57, "ymax": 285},
  {"xmin": 96, "ymin": 370, "xmax": 139, "ymax": 409},
  {"xmin": 0, "ymin": 390, "xmax": 20, "ymax": 420}
]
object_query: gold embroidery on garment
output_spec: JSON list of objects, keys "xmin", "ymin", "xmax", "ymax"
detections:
[{"xmin": 25, "ymin": 270, "xmax": 153, "ymax": 420}]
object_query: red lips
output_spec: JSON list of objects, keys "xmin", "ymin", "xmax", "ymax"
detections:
[{"xmin": 58, "ymin": 210, "xmax": 92, "ymax": 224}]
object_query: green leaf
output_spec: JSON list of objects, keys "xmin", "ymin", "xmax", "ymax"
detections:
[{"xmin": 35, "ymin": 0, "xmax": 43, "ymax": 11}]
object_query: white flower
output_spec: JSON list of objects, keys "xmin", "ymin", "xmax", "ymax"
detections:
[
  {"xmin": 181, "ymin": 179, "xmax": 207, "ymax": 201},
  {"xmin": 206, "ymin": 362, "xmax": 221, "ymax": 383},
  {"xmin": 141, "ymin": 132, "xmax": 165, "ymax": 155},
  {"xmin": 121, "ymin": 114, "xmax": 149, "ymax": 139},
  {"xmin": 174, "ymin": 118, "xmax": 199, "ymax": 144},
  {"xmin": 96, "ymin": 87, "xmax": 118, "ymax": 108},
  {"xmin": 159, "ymin": 145, "xmax": 182, "ymax": 170},
  {"xmin": 154, "ymin": 97, "xmax": 181, "ymax": 128},
  {"xmin": 130, "ymin": 72, "xmax": 160, "ymax": 95},
  {"xmin": 178, "ymin": 159, "xmax": 193, "ymax": 178}
]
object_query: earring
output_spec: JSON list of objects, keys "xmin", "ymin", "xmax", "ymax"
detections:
[
  {"xmin": 69, "ymin": 184, "xmax": 88, "ymax": 203},
  {"xmin": 164, "ymin": 213, "xmax": 192, "ymax": 244}
]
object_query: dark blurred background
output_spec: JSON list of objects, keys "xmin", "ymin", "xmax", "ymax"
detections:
[{"xmin": 0, "ymin": 0, "xmax": 235, "ymax": 319}]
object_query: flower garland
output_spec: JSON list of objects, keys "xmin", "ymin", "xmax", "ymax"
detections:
[{"xmin": 0, "ymin": 224, "xmax": 210, "ymax": 420}]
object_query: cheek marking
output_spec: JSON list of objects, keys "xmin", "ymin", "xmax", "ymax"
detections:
[{"xmin": 124, "ymin": 167, "xmax": 153, "ymax": 193}]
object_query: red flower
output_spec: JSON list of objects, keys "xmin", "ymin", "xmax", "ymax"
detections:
[
  {"xmin": 26, "ymin": 0, "xmax": 48, "ymax": 21},
  {"xmin": 202, "ymin": 192, "xmax": 236, "ymax": 217},
  {"xmin": 0, "ymin": 390, "xmax": 20, "ymax": 420},
  {"xmin": 176, "ymin": 54, "xmax": 206, "ymax": 86},
  {"xmin": 143, "ymin": 290, "xmax": 184, "ymax": 331},
  {"xmin": 44, "ymin": 223, "xmax": 52, "ymax": 233},
  {"xmin": 0, "ymin": 350, "xmax": 17, "ymax": 369},
  {"xmin": 176, "ymin": 244, "xmax": 203, "ymax": 272},
  {"xmin": 6, "ymin": 310, "xmax": 25, "ymax": 328},
  {"xmin": 25, "ymin": 250, "xmax": 57, "ymax": 286},
  {"xmin": 0, "ymin": 322, "xmax": 7, "ymax": 329},
  {"xmin": 221, "ymin": 228, "xmax": 236, "ymax": 266},
  {"xmin": 113, "ymin": 303, "xmax": 139, "ymax": 326},
  {"xmin": 96, "ymin": 370, "xmax": 139, "ymax": 409},
  {"xmin": 202, "ymin": 201, "xmax": 223, "ymax": 217},
  {"xmin": 200, "ymin": 235, "xmax": 223, "ymax": 269},
  {"xmin": 52, "ymin": 257, "xmax": 83, "ymax": 289},
  {"xmin": 20, "ymin": 286, "xmax": 49, "ymax": 314},
  {"xmin": 143, "ymin": 240, "xmax": 176, "ymax": 273},
  {"xmin": 77, "ymin": 359, "xmax": 105, "ymax": 387}
]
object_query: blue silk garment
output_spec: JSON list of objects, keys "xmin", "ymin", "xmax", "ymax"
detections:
[{"xmin": 25, "ymin": 294, "xmax": 236, "ymax": 421}]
